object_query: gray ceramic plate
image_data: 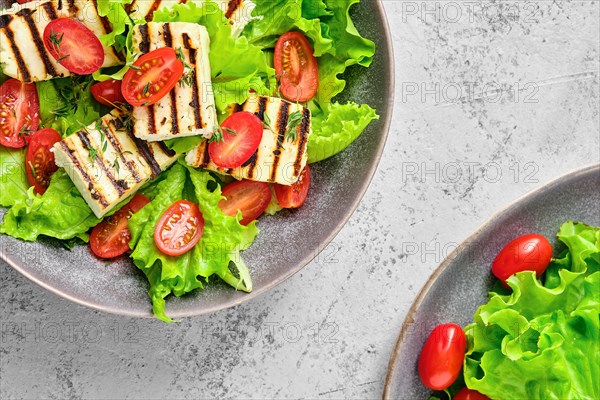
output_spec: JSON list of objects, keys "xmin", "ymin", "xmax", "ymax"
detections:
[
  {"xmin": 383, "ymin": 164, "xmax": 600, "ymax": 399},
  {"xmin": 0, "ymin": 1, "xmax": 394, "ymax": 318}
]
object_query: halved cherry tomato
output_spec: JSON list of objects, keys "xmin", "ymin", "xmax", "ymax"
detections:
[
  {"xmin": 454, "ymin": 388, "xmax": 491, "ymax": 400},
  {"xmin": 0, "ymin": 79, "xmax": 40, "ymax": 148},
  {"xmin": 90, "ymin": 194, "xmax": 150, "ymax": 259},
  {"xmin": 208, "ymin": 111, "xmax": 263, "ymax": 169},
  {"xmin": 121, "ymin": 47, "xmax": 184, "ymax": 107},
  {"xmin": 16, "ymin": 0, "xmax": 34, "ymax": 3},
  {"xmin": 219, "ymin": 180, "xmax": 271, "ymax": 225},
  {"xmin": 274, "ymin": 165, "xmax": 310, "ymax": 208},
  {"xmin": 491, "ymin": 234, "xmax": 552, "ymax": 287},
  {"xmin": 274, "ymin": 32, "xmax": 319, "ymax": 102},
  {"xmin": 155, "ymin": 200, "xmax": 204, "ymax": 256},
  {"xmin": 25, "ymin": 128, "xmax": 62, "ymax": 195},
  {"xmin": 91, "ymin": 80, "xmax": 126, "ymax": 107},
  {"xmin": 43, "ymin": 18, "xmax": 104, "ymax": 75},
  {"xmin": 418, "ymin": 323, "xmax": 466, "ymax": 391}
]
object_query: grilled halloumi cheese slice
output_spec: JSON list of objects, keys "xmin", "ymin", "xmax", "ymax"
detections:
[
  {"xmin": 0, "ymin": 0, "xmax": 123, "ymax": 82},
  {"xmin": 52, "ymin": 111, "xmax": 179, "ymax": 218},
  {"xmin": 130, "ymin": 22, "xmax": 217, "ymax": 142},
  {"xmin": 126, "ymin": 0, "xmax": 254, "ymax": 36},
  {"xmin": 186, "ymin": 95, "xmax": 311, "ymax": 186}
]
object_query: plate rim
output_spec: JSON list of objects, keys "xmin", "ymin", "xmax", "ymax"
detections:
[
  {"xmin": 0, "ymin": 0, "xmax": 396, "ymax": 319},
  {"xmin": 382, "ymin": 162, "xmax": 600, "ymax": 399}
]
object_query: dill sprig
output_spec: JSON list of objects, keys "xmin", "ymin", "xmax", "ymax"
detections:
[
  {"xmin": 176, "ymin": 47, "xmax": 194, "ymax": 88},
  {"xmin": 285, "ymin": 110, "xmax": 303, "ymax": 142},
  {"xmin": 208, "ymin": 125, "xmax": 238, "ymax": 143}
]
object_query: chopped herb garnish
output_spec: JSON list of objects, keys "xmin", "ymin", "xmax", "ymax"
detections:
[
  {"xmin": 261, "ymin": 112, "xmax": 272, "ymax": 130},
  {"xmin": 48, "ymin": 30, "xmax": 70, "ymax": 63},
  {"xmin": 285, "ymin": 110, "xmax": 303, "ymax": 142},
  {"xmin": 209, "ymin": 125, "xmax": 224, "ymax": 143},
  {"xmin": 209, "ymin": 125, "xmax": 237, "ymax": 143},
  {"xmin": 18, "ymin": 125, "xmax": 34, "ymax": 139},
  {"xmin": 48, "ymin": 30, "xmax": 64, "ymax": 52},
  {"xmin": 113, "ymin": 104, "xmax": 135, "ymax": 131},
  {"xmin": 88, "ymin": 147, "xmax": 98, "ymax": 160},
  {"xmin": 28, "ymin": 161, "xmax": 38, "ymax": 180},
  {"xmin": 277, "ymin": 139, "xmax": 287, "ymax": 151},
  {"xmin": 223, "ymin": 127, "xmax": 237, "ymax": 136},
  {"xmin": 142, "ymin": 82, "xmax": 150, "ymax": 96},
  {"xmin": 176, "ymin": 47, "xmax": 194, "ymax": 88}
]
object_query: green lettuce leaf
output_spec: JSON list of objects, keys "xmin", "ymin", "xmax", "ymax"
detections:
[
  {"xmin": 464, "ymin": 222, "xmax": 600, "ymax": 399},
  {"xmin": 307, "ymin": 102, "xmax": 378, "ymax": 163},
  {"xmin": 0, "ymin": 169, "xmax": 101, "ymax": 242},
  {"xmin": 242, "ymin": 0, "xmax": 333, "ymax": 56},
  {"xmin": 0, "ymin": 146, "xmax": 29, "ymax": 207},
  {"xmin": 36, "ymin": 76, "xmax": 108, "ymax": 137},
  {"xmin": 303, "ymin": 0, "xmax": 378, "ymax": 162},
  {"xmin": 97, "ymin": 0, "xmax": 132, "ymax": 51},
  {"xmin": 310, "ymin": 0, "xmax": 375, "ymax": 105},
  {"xmin": 153, "ymin": 0, "xmax": 275, "ymax": 113},
  {"xmin": 264, "ymin": 186, "xmax": 283, "ymax": 216},
  {"xmin": 128, "ymin": 162, "xmax": 258, "ymax": 322},
  {"xmin": 92, "ymin": 0, "xmax": 133, "ymax": 81}
]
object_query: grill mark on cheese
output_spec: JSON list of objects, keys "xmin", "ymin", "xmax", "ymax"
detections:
[
  {"xmin": 225, "ymin": 0, "xmax": 241, "ymax": 19},
  {"xmin": 156, "ymin": 141, "xmax": 177, "ymax": 158},
  {"xmin": 58, "ymin": 141, "xmax": 109, "ymax": 207},
  {"xmin": 162, "ymin": 23, "xmax": 180, "ymax": 135},
  {"xmin": 256, "ymin": 96, "xmax": 267, "ymax": 119},
  {"xmin": 182, "ymin": 33, "xmax": 202, "ymax": 129},
  {"xmin": 42, "ymin": 2, "xmax": 58, "ymax": 19},
  {"xmin": 57, "ymin": 0, "xmax": 63, "ymax": 10},
  {"xmin": 66, "ymin": 0, "xmax": 78, "ymax": 14},
  {"xmin": 241, "ymin": 96, "xmax": 268, "ymax": 179},
  {"xmin": 128, "ymin": 132, "xmax": 162, "ymax": 177},
  {"xmin": 144, "ymin": 0, "xmax": 162, "ymax": 21},
  {"xmin": 198, "ymin": 142, "xmax": 210, "ymax": 169},
  {"xmin": 294, "ymin": 108, "xmax": 311, "ymax": 176},
  {"xmin": 92, "ymin": 0, "xmax": 125, "ymax": 62},
  {"xmin": 92, "ymin": 0, "xmax": 111, "ymax": 33},
  {"xmin": 102, "ymin": 124, "xmax": 143, "ymax": 183},
  {"xmin": 147, "ymin": 105, "xmax": 157, "ymax": 135},
  {"xmin": 162, "ymin": 22, "xmax": 172, "ymax": 47},
  {"xmin": 138, "ymin": 24, "xmax": 150, "ymax": 53},
  {"xmin": 271, "ymin": 101, "xmax": 290, "ymax": 182},
  {"xmin": 233, "ymin": 103, "xmax": 244, "ymax": 113},
  {"xmin": 0, "ymin": 15, "xmax": 31, "ymax": 82},
  {"xmin": 16, "ymin": 8, "xmax": 58, "ymax": 78},
  {"xmin": 242, "ymin": 153, "xmax": 257, "ymax": 167},
  {"xmin": 242, "ymin": 152, "xmax": 258, "ymax": 178},
  {"xmin": 124, "ymin": 0, "xmax": 135, "ymax": 14},
  {"xmin": 76, "ymin": 130, "xmax": 126, "ymax": 195}
]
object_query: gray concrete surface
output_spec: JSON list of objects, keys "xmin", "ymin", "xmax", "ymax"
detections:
[{"xmin": 1, "ymin": 1, "xmax": 599, "ymax": 398}]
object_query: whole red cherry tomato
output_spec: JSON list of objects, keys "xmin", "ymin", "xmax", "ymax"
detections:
[
  {"xmin": 418, "ymin": 323, "xmax": 466, "ymax": 390},
  {"xmin": 491, "ymin": 234, "xmax": 552, "ymax": 286},
  {"xmin": 454, "ymin": 387, "xmax": 491, "ymax": 400}
]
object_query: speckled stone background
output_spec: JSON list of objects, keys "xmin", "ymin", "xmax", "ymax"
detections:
[{"xmin": 1, "ymin": 1, "xmax": 599, "ymax": 398}]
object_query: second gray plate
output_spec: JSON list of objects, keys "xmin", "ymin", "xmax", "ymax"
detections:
[{"xmin": 383, "ymin": 164, "xmax": 600, "ymax": 398}]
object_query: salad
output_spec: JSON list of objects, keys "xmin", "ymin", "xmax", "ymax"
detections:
[
  {"xmin": 0, "ymin": 0, "xmax": 379, "ymax": 321},
  {"xmin": 417, "ymin": 221, "xmax": 600, "ymax": 399}
]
